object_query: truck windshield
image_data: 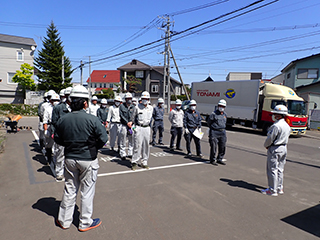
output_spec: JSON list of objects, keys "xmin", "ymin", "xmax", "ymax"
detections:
[{"xmin": 287, "ymin": 100, "xmax": 307, "ymax": 115}]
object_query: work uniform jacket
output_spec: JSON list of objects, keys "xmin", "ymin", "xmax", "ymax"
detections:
[
  {"xmin": 119, "ymin": 102, "xmax": 135, "ymax": 126},
  {"xmin": 97, "ymin": 107, "xmax": 109, "ymax": 125},
  {"xmin": 54, "ymin": 109, "xmax": 108, "ymax": 161},
  {"xmin": 264, "ymin": 118, "xmax": 291, "ymax": 148},
  {"xmin": 207, "ymin": 109, "xmax": 227, "ymax": 131},
  {"xmin": 169, "ymin": 108, "xmax": 184, "ymax": 128},
  {"xmin": 183, "ymin": 109, "xmax": 202, "ymax": 133}
]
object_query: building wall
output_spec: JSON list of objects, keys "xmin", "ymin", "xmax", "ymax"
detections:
[
  {"xmin": 294, "ymin": 58, "xmax": 320, "ymax": 88},
  {"xmin": 0, "ymin": 41, "xmax": 35, "ymax": 103}
]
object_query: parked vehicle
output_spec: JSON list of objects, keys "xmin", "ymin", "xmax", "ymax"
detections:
[{"xmin": 191, "ymin": 80, "xmax": 308, "ymax": 135}]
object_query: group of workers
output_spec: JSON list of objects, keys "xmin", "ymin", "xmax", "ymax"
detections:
[{"xmin": 37, "ymin": 85, "xmax": 291, "ymax": 231}]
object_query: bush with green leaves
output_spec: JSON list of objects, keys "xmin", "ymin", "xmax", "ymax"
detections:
[{"xmin": 0, "ymin": 104, "xmax": 38, "ymax": 116}]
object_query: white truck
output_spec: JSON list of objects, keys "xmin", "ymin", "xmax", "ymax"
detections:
[{"xmin": 191, "ymin": 80, "xmax": 308, "ymax": 135}]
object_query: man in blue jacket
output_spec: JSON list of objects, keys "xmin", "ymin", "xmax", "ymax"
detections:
[
  {"xmin": 183, "ymin": 100, "xmax": 202, "ymax": 157},
  {"xmin": 54, "ymin": 85, "xmax": 108, "ymax": 232}
]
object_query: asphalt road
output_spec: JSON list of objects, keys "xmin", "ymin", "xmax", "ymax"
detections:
[{"xmin": 1, "ymin": 116, "xmax": 320, "ymax": 240}]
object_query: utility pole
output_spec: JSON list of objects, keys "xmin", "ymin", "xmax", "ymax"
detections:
[
  {"xmin": 89, "ymin": 56, "xmax": 92, "ymax": 98},
  {"xmin": 62, "ymin": 56, "xmax": 64, "ymax": 85},
  {"xmin": 80, "ymin": 60, "xmax": 83, "ymax": 85},
  {"xmin": 160, "ymin": 16, "xmax": 172, "ymax": 113}
]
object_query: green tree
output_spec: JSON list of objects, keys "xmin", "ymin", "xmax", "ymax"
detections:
[
  {"xmin": 96, "ymin": 88, "xmax": 115, "ymax": 99},
  {"xmin": 34, "ymin": 21, "xmax": 73, "ymax": 92},
  {"xmin": 122, "ymin": 75, "xmax": 142, "ymax": 93},
  {"xmin": 12, "ymin": 63, "xmax": 36, "ymax": 93}
]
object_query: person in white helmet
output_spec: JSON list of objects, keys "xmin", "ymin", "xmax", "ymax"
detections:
[
  {"xmin": 88, "ymin": 96, "xmax": 100, "ymax": 116},
  {"xmin": 132, "ymin": 98, "xmax": 138, "ymax": 106},
  {"xmin": 43, "ymin": 92, "xmax": 60, "ymax": 165},
  {"xmin": 169, "ymin": 99, "xmax": 184, "ymax": 151},
  {"xmin": 151, "ymin": 98, "xmax": 165, "ymax": 146},
  {"xmin": 207, "ymin": 99, "xmax": 228, "ymax": 166},
  {"xmin": 119, "ymin": 92, "xmax": 135, "ymax": 160},
  {"xmin": 183, "ymin": 99, "xmax": 202, "ymax": 157},
  {"xmin": 54, "ymin": 85, "xmax": 107, "ymax": 231},
  {"xmin": 51, "ymin": 88, "xmax": 72, "ymax": 182},
  {"xmin": 38, "ymin": 92, "xmax": 48, "ymax": 149},
  {"xmin": 97, "ymin": 98, "xmax": 109, "ymax": 128},
  {"xmin": 261, "ymin": 105, "xmax": 291, "ymax": 197},
  {"xmin": 106, "ymin": 95, "xmax": 122, "ymax": 152},
  {"xmin": 130, "ymin": 91, "xmax": 153, "ymax": 170}
]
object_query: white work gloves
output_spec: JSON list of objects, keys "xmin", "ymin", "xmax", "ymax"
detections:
[
  {"xmin": 185, "ymin": 128, "xmax": 190, "ymax": 134},
  {"xmin": 198, "ymin": 127, "xmax": 202, "ymax": 133}
]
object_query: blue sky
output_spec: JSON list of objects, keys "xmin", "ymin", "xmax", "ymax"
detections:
[{"xmin": 2, "ymin": 0, "xmax": 320, "ymax": 85}]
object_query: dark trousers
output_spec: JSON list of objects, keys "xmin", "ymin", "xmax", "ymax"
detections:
[
  {"xmin": 209, "ymin": 129, "xmax": 227, "ymax": 162},
  {"xmin": 152, "ymin": 120, "xmax": 164, "ymax": 143},
  {"xmin": 184, "ymin": 131, "xmax": 201, "ymax": 155},
  {"xmin": 170, "ymin": 127, "xmax": 183, "ymax": 149}
]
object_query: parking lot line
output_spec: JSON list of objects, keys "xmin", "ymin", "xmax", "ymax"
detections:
[{"xmin": 97, "ymin": 161, "xmax": 208, "ymax": 177}]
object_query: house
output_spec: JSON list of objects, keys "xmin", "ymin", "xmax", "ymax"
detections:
[
  {"xmin": 226, "ymin": 72, "xmax": 262, "ymax": 81},
  {"xmin": 281, "ymin": 53, "xmax": 320, "ymax": 89},
  {"xmin": 117, "ymin": 59, "xmax": 183, "ymax": 105},
  {"xmin": 0, "ymin": 33, "xmax": 37, "ymax": 103},
  {"xmin": 86, "ymin": 70, "xmax": 120, "ymax": 95}
]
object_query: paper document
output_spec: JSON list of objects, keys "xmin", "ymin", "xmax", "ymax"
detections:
[{"xmin": 193, "ymin": 128, "xmax": 204, "ymax": 139}]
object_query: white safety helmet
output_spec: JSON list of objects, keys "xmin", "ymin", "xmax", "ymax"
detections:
[
  {"xmin": 59, "ymin": 89, "xmax": 65, "ymax": 97},
  {"xmin": 158, "ymin": 98, "xmax": 164, "ymax": 104},
  {"xmin": 101, "ymin": 98, "xmax": 107, "ymax": 104},
  {"xmin": 141, "ymin": 91, "xmax": 150, "ymax": 99},
  {"xmin": 92, "ymin": 96, "xmax": 98, "ymax": 101},
  {"xmin": 125, "ymin": 92, "xmax": 132, "ymax": 99},
  {"xmin": 64, "ymin": 86, "xmax": 73, "ymax": 95},
  {"xmin": 51, "ymin": 93, "xmax": 60, "ymax": 101},
  {"xmin": 218, "ymin": 99, "xmax": 227, "ymax": 107},
  {"xmin": 189, "ymin": 99, "xmax": 197, "ymax": 105},
  {"xmin": 70, "ymin": 85, "xmax": 89, "ymax": 99},
  {"xmin": 272, "ymin": 105, "xmax": 288, "ymax": 115},
  {"xmin": 175, "ymin": 99, "xmax": 182, "ymax": 105},
  {"xmin": 132, "ymin": 97, "xmax": 137, "ymax": 102},
  {"xmin": 47, "ymin": 90, "xmax": 56, "ymax": 97},
  {"xmin": 44, "ymin": 92, "xmax": 48, "ymax": 98},
  {"xmin": 114, "ymin": 95, "xmax": 122, "ymax": 102}
]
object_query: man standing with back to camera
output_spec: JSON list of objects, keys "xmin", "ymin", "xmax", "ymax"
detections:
[{"xmin": 54, "ymin": 85, "xmax": 108, "ymax": 231}]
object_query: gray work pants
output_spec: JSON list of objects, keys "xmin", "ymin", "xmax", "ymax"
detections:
[
  {"xmin": 119, "ymin": 125, "xmax": 134, "ymax": 157},
  {"xmin": 58, "ymin": 158, "xmax": 99, "ymax": 229},
  {"xmin": 53, "ymin": 142, "xmax": 64, "ymax": 177},
  {"xmin": 109, "ymin": 123, "xmax": 121, "ymax": 149},
  {"xmin": 209, "ymin": 129, "xmax": 227, "ymax": 161},
  {"xmin": 132, "ymin": 126, "xmax": 150, "ymax": 165},
  {"xmin": 266, "ymin": 145, "xmax": 287, "ymax": 193},
  {"xmin": 38, "ymin": 121, "xmax": 45, "ymax": 148}
]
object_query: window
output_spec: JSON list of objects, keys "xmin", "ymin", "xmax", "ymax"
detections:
[
  {"xmin": 136, "ymin": 70, "xmax": 144, "ymax": 78},
  {"xmin": 151, "ymin": 85, "xmax": 158, "ymax": 93},
  {"xmin": 8, "ymin": 72, "xmax": 17, "ymax": 84},
  {"xmin": 175, "ymin": 86, "xmax": 181, "ymax": 95},
  {"xmin": 16, "ymin": 51, "xmax": 24, "ymax": 61},
  {"xmin": 271, "ymin": 100, "xmax": 286, "ymax": 110},
  {"xmin": 287, "ymin": 100, "xmax": 307, "ymax": 115},
  {"xmin": 297, "ymin": 68, "xmax": 318, "ymax": 79},
  {"xmin": 287, "ymin": 73, "xmax": 291, "ymax": 79},
  {"xmin": 109, "ymin": 83, "xmax": 114, "ymax": 88},
  {"xmin": 104, "ymin": 83, "xmax": 106, "ymax": 88}
]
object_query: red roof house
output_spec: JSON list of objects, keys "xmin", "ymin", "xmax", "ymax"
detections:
[{"xmin": 86, "ymin": 70, "xmax": 120, "ymax": 92}]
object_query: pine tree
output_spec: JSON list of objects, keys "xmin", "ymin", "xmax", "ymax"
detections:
[{"xmin": 34, "ymin": 21, "xmax": 73, "ymax": 92}]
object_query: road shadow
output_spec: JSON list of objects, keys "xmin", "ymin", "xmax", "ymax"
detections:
[
  {"xmin": 32, "ymin": 197, "xmax": 80, "ymax": 228},
  {"xmin": 226, "ymin": 125, "xmax": 264, "ymax": 136},
  {"xmin": 29, "ymin": 141, "xmax": 42, "ymax": 153},
  {"xmin": 220, "ymin": 178, "xmax": 265, "ymax": 193},
  {"xmin": 281, "ymin": 204, "xmax": 320, "ymax": 237}
]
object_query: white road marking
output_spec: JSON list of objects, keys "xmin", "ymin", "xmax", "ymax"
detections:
[
  {"xmin": 150, "ymin": 152, "xmax": 173, "ymax": 157},
  {"xmin": 32, "ymin": 130, "xmax": 40, "ymax": 145},
  {"xmin": 97, "ymin": 161, "xmax": 208, "ymax": 177}
]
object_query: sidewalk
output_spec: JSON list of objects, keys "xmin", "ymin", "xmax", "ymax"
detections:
[{"xmin": 302, "ymin": 129, "xmax": 320, "ymax": 140}]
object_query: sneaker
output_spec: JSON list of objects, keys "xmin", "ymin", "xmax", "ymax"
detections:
[
  {"xmin": 197, "ymin": 154, "xmax": 203, "ymax": 158},
  {"xmin": 127, "ymin": 155, "xmax": 132, "ymax": 159},
  {"xmin": 277, "ymin": 188, "xmax": 284, "ymax": 195},
  {"xmin": 187, "ymin": 152, "xmax": 192, "ymax": 156},
  {"xmin": 261, "ymin": 188, "xmax": 278, "ymax": 196},
  {"xmin": 131, "ymin": 163, "xmax": 137, "ymax": 171},
  {"xmin": 158, "ymin": 142, "xmax": 164, "ymax": 145},
  {"xmin": 56, "ymin": 175, "xmax": 65, "ymax": 182},
  {"xmin": 79, "ymin": 218, "xmax": 101, "ymax": 232},
  {"xmin": 176, "ymin": 148, "xmax": 183, "ymax": 151},
  {"xmin": 169, "ymin": 148, "xmax": 174, "ymax": 151},
  {"xmin": 141, "ymin": 164, "xmax": 149, "ymax": 169},
  {"xmin": 56, "ymin": 219, "xmax": 68, "ymax": 230}
]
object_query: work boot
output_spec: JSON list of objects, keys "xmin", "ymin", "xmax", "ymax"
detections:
[
  {"xmin": 131, "ymin": 163, "xmax": 137, "ymax": 171},
  {"xmin": 141, "ymin": 164, "xmax": 149, "ymax": 169},
  {"xmin": 210, "ymin": 160, "xmax": 218, "ymax": 166},
  {"xmin": 217, "ymin": 160, "xmax": 226, "ymax": 165}
]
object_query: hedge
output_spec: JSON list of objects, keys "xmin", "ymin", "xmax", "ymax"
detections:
[{"xmin": 0, "ymin": 104, "xmax": 38, "ymax": 116}]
